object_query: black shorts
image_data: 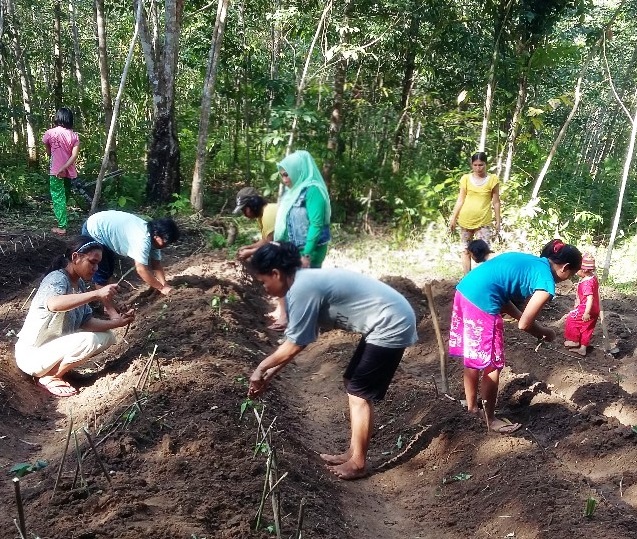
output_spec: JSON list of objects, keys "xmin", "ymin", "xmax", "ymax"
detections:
[{"xmin": 344, "ymin": 337, "xmax": 405, "ymax": 402}]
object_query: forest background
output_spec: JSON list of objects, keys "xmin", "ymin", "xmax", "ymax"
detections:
[{"xmin": 2, "ymin": 0, "xmax": 637, "ymax": 284}]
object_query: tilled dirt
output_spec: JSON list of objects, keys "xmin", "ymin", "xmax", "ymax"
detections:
[{"xmin": 1, "ymin": 225, "xmax": 637, "ymax": 539}]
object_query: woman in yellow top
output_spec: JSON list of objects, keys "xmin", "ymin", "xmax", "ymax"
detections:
[{"xmin": 449, "ymin": 152, "xmax": 501, "ymax": 274}]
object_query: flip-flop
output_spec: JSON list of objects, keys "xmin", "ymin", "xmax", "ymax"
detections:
[
  {"xmin": 490, "ymin": 418, "xmax": 521, "ymax": 434},
  {"xmin": 37, "ymin": 377, "xmax": 77, "ymax": 398}
]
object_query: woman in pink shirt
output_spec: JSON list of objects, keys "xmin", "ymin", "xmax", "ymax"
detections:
[{"xmin": 42, "ymin": 108, "xmax": 80, "ymax": 235}]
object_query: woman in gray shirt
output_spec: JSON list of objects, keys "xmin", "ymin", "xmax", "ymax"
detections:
[
  {"xmin": 15, "ymin": 236, "xmax": 134, "ymax": 397},
  {"xmin": 248, "ymin": 242, "xmax": 417, "ymax": 480}
]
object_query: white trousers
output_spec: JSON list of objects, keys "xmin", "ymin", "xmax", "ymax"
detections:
[{"xmin": 15, "ymin": 331, "xmax": 117, "ymax": 377}]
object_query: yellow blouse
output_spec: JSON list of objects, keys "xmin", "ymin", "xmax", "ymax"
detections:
[{"xmin": 457, "ymin": 173, "xmax": 499, "ymax": 230}]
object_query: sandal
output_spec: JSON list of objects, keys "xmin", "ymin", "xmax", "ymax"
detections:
[{"xmin": 37, "ymin": 377, "xmax": 77, "ymax": 397}]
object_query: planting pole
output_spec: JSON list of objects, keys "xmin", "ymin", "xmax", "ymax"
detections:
[
  {"xmin": 294, "ymin": 497, "xmax": 306, "ymax": 539},
  {"xmin": 52, "ymin": 416, "xmax": 74, "ymax": 500},
  {"xmin": 13, "ymin": 477, "xmax": 27, "ymax": 537},
  {"xmin": 424, "ymin": 283, "xmax": 449, "ymax": 394},
  {"xmin": 83, "ymin": 427, "xmax": 112, "ymax": 484}
]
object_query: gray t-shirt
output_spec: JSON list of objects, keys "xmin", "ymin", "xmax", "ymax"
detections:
[
  {"xmin": 284, "ymin": 268, "xmax": 418, "ymax": 348},
  {"xmin": 17, "ymin": 270, "xmax": 92, "ymax": 347}
]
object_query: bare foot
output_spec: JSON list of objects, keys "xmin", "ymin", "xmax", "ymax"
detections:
[
  {"xmin": 320, "ymin": 451, "xmax": 351, "ymax": 465},
  {"xmin": 564, "ymin": 340, "xmax": 579, "ymax": 348},
  {"xmin": 575, "ymin": 345, "xmax": 587, "ymax": 356},
  {"xmin": 51, "ymin": 227, "xmax": 67, "ymax": 235},
  {"xmin": 327, "ymin": 460, "xmax": 368, "ymax": 480}
]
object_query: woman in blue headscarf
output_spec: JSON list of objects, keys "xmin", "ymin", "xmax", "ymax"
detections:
[{"xmin": 274, "ymin": 150, "xmax": 331, "ymax": 268}]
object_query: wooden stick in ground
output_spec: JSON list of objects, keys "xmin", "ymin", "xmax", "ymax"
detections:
[
  {"xmin": 154, "ymin": 355, "xmax": 163, "ymax": 381},
  {"xmin": 376, "ymin": 424, "xmax": 431, "ymax": 470},
  {"xmin": 72, "ymin": 430, "xmax": 87, "ymax": 490},
  {"xmin": 51, "ymin": 416, "xmax": 74, "ymax": 501},
  {"xmin": 13, "ymin": 477, "xmax": 27, "ymax": 538},
  {"xmin": 482, "ymin": 400, "xmax": 491, "ymax": 433},
  {"xmin": 136, "ymin": 345, "xmax": 158, "ymax": 389},
  {"xmin": 13, "ymin": 519, "xmax": 26, "ymax": 539},
  {"xmin": 295, "ymin": 497, "xmax": 306, "ymax": 539},
  {"xmin": 255, "ymin": 452, "xmax": 273, "ymax": 529},
  {"xmin": 83, "ymin": 427, "xmax": 112, "ymax": 484},
  {"xmin": 424, "ymin": 282, "xmax": 449, "ymax": 394},
  {"xmin": 599, "ymin": 298, "xmax": 611, "ymax": 352},
  {"xmin": 132, "ymin": 387, "xmax": 143, "ymax": 412}
]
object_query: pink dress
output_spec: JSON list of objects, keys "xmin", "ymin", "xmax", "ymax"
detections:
[{"xmin": 564, "ymin": 275, "xmax": 599, "ymax": 347}]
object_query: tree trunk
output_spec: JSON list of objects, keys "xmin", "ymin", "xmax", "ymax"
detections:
[
  {"xmin": 501, "ymin": 64, "xmax": 529, "ymax": 183},
  {"xmin": 91, "ymin": 0, "xmax": 142, "ymax": 212},
  {"xmin": 322, "ymin": 0, "xmax": 353, "ymax": 185},
  {"xmin": 478, "ymin": 0, "xmax": 512, "ymax": 152},
  {"xmin": 136, "ymin": 0, "xmax": 185, "ymax": 203},
  {"xmin": 191, "ymin": 0, "xmax": 230, "ymax": 211},
  {"xmin": 285, "ymin": 0, "xmax": 332, "ymax": 156},
  {"xmin": 69, "ymin": 0, "xmax": 83, "ymax": 100},
  {"xmin": 5, "ymin": 0, "xmax": 37, "ymax": 164},
  {"xmin": 54, "ymin": 1, "xmax": 63, "ymax": 109},
  {"xmin": 94, "ymin": 0, "xmax": 117, "ymax": 170},
  {"xmin": 601, "ymin": 91, "xmax": 637, "ymax": 285},
  {"xmin": 391, "ymin": 13, "xmax": 420, "ymax": 173}
]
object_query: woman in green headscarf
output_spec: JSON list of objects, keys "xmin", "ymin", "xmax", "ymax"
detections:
[{"xmin": 274, "ymin": 150, "xmax": 331, "ymax": 268}]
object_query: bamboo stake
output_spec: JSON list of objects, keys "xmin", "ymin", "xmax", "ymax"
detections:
[
  {"xmin": 83, "ymin": 427, "xmax": 112, "ymax": 484},
  {"xmin": 424, "ymin": 283, "xmax": 449, "ymax": 393},
  {"xmin": 51, "ymin": 416, "xmax": 74, "ymax": 501},
  {"xmin": 20, "ymin": 288, "xmax": 36, "ymax": 309},
  {"xmin": 255, "ymin": 453, "xmax": 273, "ymax": 529},
  {"xmin": 136, "ymin": 345, "xmax": 158, "ymax": 389},
  {"xmin": 294, "ymin": 497, "xmax": 306, "ymax": 539},
  {"xmin": 132, "ymin": 387, "xmax": 143, "ymax": 412},
  {"xmin": 13, "ymin": 477, "xmax": 27, "ymax": 537},
  {"xmin": 72, "ymin": 430, "xmax": 86, "ymax": 490}
]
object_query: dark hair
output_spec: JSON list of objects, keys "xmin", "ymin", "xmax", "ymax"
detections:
[
  {"xmin": 467, "ymin": 239, "xmax": 492, "ymax": 263},
  {"xmin": 471, "ymin": 152, "xmax": 488, "ymax": 163},
  {"xmin": 249, "ymin": 242, "xmax": 302, "ymax": 276},
  {"xmin": 148, "ymin": 217, "xmax": 180, "ymax": 245},
  {"xmin": 46, "ymin": 235, "xmax": 103, "ymax": 275},
  {"xmin": 54, "ymin": 108, "xmax": 74, "ymax": 129},
  {"xmin": 540, "ymin": 239, "xmax": 582, "ymax": 271},
  {"xmin": 243, "ymin": 195, "xmax": 267, "ymax": 215}
]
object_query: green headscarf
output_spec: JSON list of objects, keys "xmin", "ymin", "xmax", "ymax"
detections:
[{"xmin": 273, "ymin": 150, "xmax": 331, "ymax": 240}]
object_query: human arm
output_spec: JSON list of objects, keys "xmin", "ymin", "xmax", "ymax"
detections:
[
  {"xmin": 54, "ymin": 144, "xmax": 80, "ymax": 178},
  {"xmin": 248, "ymin": 340, "xmax": 305, "ymax": 397},
  {"xmin": 491, "ymin": 182, "xmax": 501, "ymax": 233},
  {"xmin": 582, "ymin": 295, "xmax": 594, "ymax": 321},
  {"xmin": 47, "ymin": 283, "xmax": 120, "ymax": 312},
  {"xmin": 500, "ymin": 290, "xmax": 555, "ymax": 341},
  {"xmin": 81, "ymin": 309, "xmax": 135, "ymax": 331},
  {"xmin": 237, "ymin": 233, "xmax": 273, "ymax": 261},
  {"xmin": 449, "ymin": 185, "xmax": 467, "ymax": 232},
  {"xmin": 136, "ymin": 260, "xmax": 172, "ymax": 295}
]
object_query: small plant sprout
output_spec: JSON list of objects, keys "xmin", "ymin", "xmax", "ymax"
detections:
[
  {"xmin": 239, "ymin": 398, "xmax": 255, "ymax": 420},
  {"xmin": 584, "ymin": 497, "xmax": 598, "ymax": 518}
]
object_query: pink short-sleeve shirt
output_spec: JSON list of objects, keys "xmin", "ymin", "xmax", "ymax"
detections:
[{"xmin": 42, "ymin": 126, "xmax": 79, "ymax": 178}]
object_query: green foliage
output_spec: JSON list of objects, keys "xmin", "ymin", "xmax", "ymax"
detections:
[{"xmin": 0, "ymin": 167, "xmax": 47, "ymax": 207}]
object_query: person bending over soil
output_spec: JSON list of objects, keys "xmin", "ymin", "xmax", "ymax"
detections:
[
  {"xmin": 247, "ymin": 242, "xmax": 418, "ymax": 480},
  {"xmin": 14, "ymin": 236, "xmax": 134, "ymax": 397},
  {"xmin": 449, "ymin": 239, "xmax": 582, "ymax": 434},
  {"xmin": 82, "ymin": 210, "xmax": 180, "ymax": 319}
]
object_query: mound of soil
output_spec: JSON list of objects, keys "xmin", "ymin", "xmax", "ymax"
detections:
[{"xmin": 1, "ymin": 224, "xmax": 637, "ymax": 539}]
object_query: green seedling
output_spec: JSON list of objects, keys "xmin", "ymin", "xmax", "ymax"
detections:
[
  {"xmin": 631, "ymin": 425, "xmax": 637, "ymax": 435},
  {"xmin": 211, "ymin": 295, "xmax": 222, "ymax": 316},
  {"xmin": 10, "ymin": 459, "xmax": 48, "ymax": 477},
  {"xmin": 442, "ymin": 472, "xmax": 472, "ymax": 484},
  {"xmin": 240, "ymin": 398, "xmax": 255, "ymax": 420},
  {"xmin": 122, "ymin": 406, "xmax": 139, "ymax": 427},
  {"xmin": 236, "ymin": 375, "xmax": 248, "ymax": 387},
  {"xmin": 396, "ymin": 434, "xmax": 404, "ymax": 449},
  {"xmin": 584, "ymin": 497, "xmax": 598, "ymax": 518}
]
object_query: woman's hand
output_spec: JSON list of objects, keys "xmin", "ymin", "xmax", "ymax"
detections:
[
  {"xmin": 301, "ymin": 255, "xmax": 311, "ymax": 268},
  {"xmin": 449, "ymin": 216, "xmax": 457, "ymax": 232},
  {"xmin": 96, "ymin": 284, "xmax": 120, "ymax": 302}
]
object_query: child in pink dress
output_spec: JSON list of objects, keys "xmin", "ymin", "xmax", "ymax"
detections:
[
  {"xmin": 564, "ymin": 253, "xmax": 599, "ymax": 356},
  {"xmin": 42, "ymin": 108, "xmax": 80, "ymax": 236}
]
